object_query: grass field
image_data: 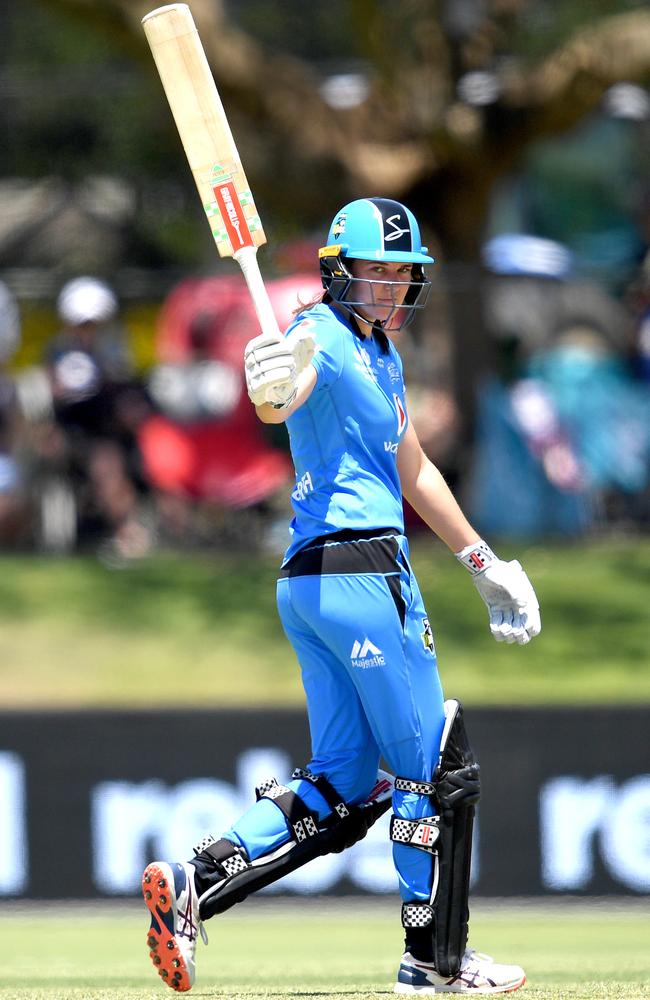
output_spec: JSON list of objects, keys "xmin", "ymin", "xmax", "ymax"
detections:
[
  {"xmin": 0, "ymin": 536, "xmax": 648, "ymax": 708},
  {"xmin": 3, "ymin": 900, "xmax": 649, "ymax": 999}
]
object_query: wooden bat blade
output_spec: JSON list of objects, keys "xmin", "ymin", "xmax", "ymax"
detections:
[{"xmin": 142, "ymin": 3, "xmax": 266, "ymax": 259}]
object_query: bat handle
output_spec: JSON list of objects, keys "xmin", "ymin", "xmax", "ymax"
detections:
[{"xmin": 234, "ymin": 246, "xmax": 282, "ymax": 341}]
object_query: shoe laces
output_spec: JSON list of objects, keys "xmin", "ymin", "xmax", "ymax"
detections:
[{"xmin": 464, "ymin": 948, "xmax": 493, "ymax": 965}]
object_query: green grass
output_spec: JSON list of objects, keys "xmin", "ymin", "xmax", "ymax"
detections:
[
  {"xmin": 0, "ymin": 536, "xmax": 648, "ymax": 707},
  {"xmin": 3, "ymin": 901, "xmax": 649, "ymax": 999}
]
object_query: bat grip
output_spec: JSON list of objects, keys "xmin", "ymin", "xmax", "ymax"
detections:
[{"xmin": 234, "ymin": 246, "xmax": 282, "ymax": 341}]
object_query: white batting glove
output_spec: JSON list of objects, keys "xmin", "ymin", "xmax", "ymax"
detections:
[
  {"xmin": 456, "ymin": 540, "xmax": 541, "ymax": 645},
  {"xmin": 286, "ymin": 324, "xmax": 316, "ymax": 373},
  {"xmin": 244, "ymin": 327, "xmax": 315, "ymax": 408}
]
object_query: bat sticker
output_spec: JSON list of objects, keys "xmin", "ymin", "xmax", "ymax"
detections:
[{"xmin": 213, "ymin": 181, "xmax": 254, "ymax": 251}]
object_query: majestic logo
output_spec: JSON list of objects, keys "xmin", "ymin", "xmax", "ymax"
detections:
[
  {"xmin": 384, "ymin": 214, "xmax": 410, "ymax": 243},
  {"xmin": 393, "ymin": 394, "xmax": 407, "ymax": 436},
  {"xmin": 421, "ymin": 618, "xmax": 435, "ymax": 655},
  {"xmin": 351, "ymin": 638, "xmax": 385, "ymax": 669},
  {"xmin": 292, "ymin": 470, "xmax": 313, "ymax": 502}
]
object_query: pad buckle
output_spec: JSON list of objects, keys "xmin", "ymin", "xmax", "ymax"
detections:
[
  {"xmin": 390, "ymin": 815, "xmax": 440, "ymax": 854},
  {"xmin": 255, "ymin": 775, "xmax": 321, "ymax": 844}
]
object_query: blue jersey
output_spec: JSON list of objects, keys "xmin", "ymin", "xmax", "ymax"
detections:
[{"xmin": 283, "ymin": 303, "xmax": 409, "ymax": 561}]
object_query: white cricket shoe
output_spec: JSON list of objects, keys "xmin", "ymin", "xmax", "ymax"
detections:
[
  {"xmin": 394, "ymin": 949, "xmax": 526, "ymax": 994},
  {"xmin": 143, "ymin": 860, "xmax": 208, "ymax": 992}
]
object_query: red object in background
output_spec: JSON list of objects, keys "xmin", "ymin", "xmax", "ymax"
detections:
[{"xmin": 139, "ymin": 272, "xmax": 322, "ymax": 507}]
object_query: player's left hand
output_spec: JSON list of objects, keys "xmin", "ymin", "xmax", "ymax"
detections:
[{"xmin": 456, "ymin": 541, "xmax": 541, "ymax": 645}]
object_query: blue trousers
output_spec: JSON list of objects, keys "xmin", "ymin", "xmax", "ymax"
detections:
[{"xmin": 224, "ymin": 531, "xmax": 446, "ymax": 901}]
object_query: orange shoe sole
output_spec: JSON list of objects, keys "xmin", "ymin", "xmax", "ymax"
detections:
[{"xmin": 143, "ymin": 862, "xmax": 192, "ymax": 992}]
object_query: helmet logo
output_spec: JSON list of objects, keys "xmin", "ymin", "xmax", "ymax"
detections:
[
  {"xmin": 332, "ymin": 213, "xmax": 347, "ymax": 238},
  {"xmin": 384, "ymin": 214, "xmax": 410, "ymax": 243}
]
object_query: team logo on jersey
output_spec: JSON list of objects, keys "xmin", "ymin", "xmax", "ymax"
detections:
[
  {"xmin": 393, "ymin": 393, "xmax": 407, "ymax": 436},
  {"xmin": 351, "ymin": 637, "xmax": 385, "ymax": 669},
  {"xmin": 421, "ymin": 618, "xmax": 435, "ymax": 655},
  {"xmin": 387, "ymin": 361, "xmax": 401, "ymax": 384}
]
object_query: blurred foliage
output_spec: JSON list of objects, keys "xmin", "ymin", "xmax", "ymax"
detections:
[
  {"xmin": 3, "ymin": 0, "xmax": 649, "ymax": 264},
  {"xmin": 4, "ymin": 6, "xmax": 161, "ymax": 178},
  {"xmin": 2, "ymin": 0, "xmax": 650, "ymax": 433}
]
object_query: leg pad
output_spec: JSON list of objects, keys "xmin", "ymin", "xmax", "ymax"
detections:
[{"xmin": 394, "ymin": 700, "xmax": 480, "ymax": 977}]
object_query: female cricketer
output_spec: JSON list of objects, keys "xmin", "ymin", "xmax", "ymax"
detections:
[{"xmin": 143, "ymin": 198, "xmax": 541, "ymax": 995}]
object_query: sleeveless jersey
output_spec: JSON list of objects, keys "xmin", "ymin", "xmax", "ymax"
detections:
[{"xmin": 283, "ymin": 303, "xmax": 408, "ymax": 561}]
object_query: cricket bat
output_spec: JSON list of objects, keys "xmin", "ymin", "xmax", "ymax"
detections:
[{"xmin": 141, "ymin": 4, "xmax": 280, "ymax": 342}]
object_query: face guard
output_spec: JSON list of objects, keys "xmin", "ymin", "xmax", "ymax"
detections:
[
  {"xmin": 319, "ymin": 246, "xmax": 431, "ymax": 331},
  {"xmin": 319, "ymin": 198, "xmax": 434, "ymax": 331}
]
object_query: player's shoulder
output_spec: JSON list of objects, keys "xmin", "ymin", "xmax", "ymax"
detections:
[
  {"xmin": 286, "ymin": 302, "xmax": 346, "ymax": 349},
  {"xmin": 286, "ymin": 302, "xmax": 332, "ymax": 334}
]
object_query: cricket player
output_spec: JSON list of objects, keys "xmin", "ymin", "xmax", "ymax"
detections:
[{"xmin": 143, "ymin": 198, "xmax": 540, "ymax": 994}]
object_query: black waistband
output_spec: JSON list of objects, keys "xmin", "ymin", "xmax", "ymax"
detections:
[{"xmin": 280, "ymin": 528, "xmax": 400, "ymax": 578}]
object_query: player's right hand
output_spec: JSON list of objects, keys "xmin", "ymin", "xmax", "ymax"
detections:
[
  {"xmin": 244, "ymin": 331, "xmax": 297, "ymax": 406},
  {"xmin": 244, "ymin": 328, "xmax": 315, "ymax": 407},
  {"xmin": 285, "ymin": 325, "xmax": 316, "ymax": 374}
]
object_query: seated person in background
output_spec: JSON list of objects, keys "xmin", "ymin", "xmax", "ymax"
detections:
[{"xmin": 44, "ymin": 276, "xmax": 152, "ymax": 558}]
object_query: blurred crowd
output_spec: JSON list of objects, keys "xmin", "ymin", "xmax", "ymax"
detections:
[
  {"xmin": 0, "ymin": 243, "xmax": 648, "ymax": 563},
  {"xmin": 0, "ymin": 272, "xmax": 321, "ymax": 563},
  {"xmin": 468, "ymin": 235, "xmax": 650, "ymax": 537}
]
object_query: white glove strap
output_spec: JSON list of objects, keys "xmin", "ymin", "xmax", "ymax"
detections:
[
  {"xmin": 270, "ymin": 387, "xmax": 298, "ymax": 409},
  {"xmin": 455, "ymin": 539, "xmax": 497, "ymax": 575}
]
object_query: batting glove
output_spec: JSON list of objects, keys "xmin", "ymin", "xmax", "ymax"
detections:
[
  {"xmin": 244, "ymin": 327, "xmax": 315, "ymax": 408},
  {"xmin": 456, "ymin": 540, "xmax": 541, "ymax": 645}
]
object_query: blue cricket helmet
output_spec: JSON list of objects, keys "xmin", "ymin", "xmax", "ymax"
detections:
[
  {"xmin": 323, "ymin": 198, "xmax": 434, "ymax": 264},
  {"xmin": 319, "ymin": 198, "xmax": 434, "ymax": 330}
]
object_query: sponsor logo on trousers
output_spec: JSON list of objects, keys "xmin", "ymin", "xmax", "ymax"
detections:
[{"xmin": 351, "ymin": 637, "xmax": 385, "ymax": 668}]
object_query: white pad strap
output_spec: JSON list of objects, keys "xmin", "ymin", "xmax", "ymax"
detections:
[
  {"xmin": 402, "ymin": 901, "xmax": 435, "ymax": 928},
  {"xmin": 390, "ymin": 815, "xmax": 441, "ymax": 854},
  {"xmin": 394, "ymin": 776, "xmax": 436, "ymax": 795}
]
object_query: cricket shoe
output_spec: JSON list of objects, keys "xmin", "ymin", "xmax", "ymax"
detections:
[
  {"xmin": 394, "ymin": 949, "xmax": 526, "ymax": 994},
  {"xmin": 143, "ymin": 860, "xmax": 208, "ymax": 992}
]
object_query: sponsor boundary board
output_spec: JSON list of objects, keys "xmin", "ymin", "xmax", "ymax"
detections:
[{"xmin": 1, "ymin": 708, "xmax": 649, "ymax": 899}]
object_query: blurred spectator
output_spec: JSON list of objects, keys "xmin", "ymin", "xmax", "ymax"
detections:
[
  {"xmin": 469, "ymin": 235, "xmax": 650, "ymax": 536},
  {"xmin": 23, "ymin": 277, "xmax": 152, "ymax": 558},
  {"xmin": 626, "ymin": 249, "xmax": 650, "ymax": 384},
  {"xmin": 139, "ymin": 274, "xmax": 321, "ymax": 549},
  {"xmin": 526, "ymin": 323, "xmax": 650, "ymax": 527},
  {"xmin": 0, "ymin": 282, "xmax": 28, "ymax": 546}
]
